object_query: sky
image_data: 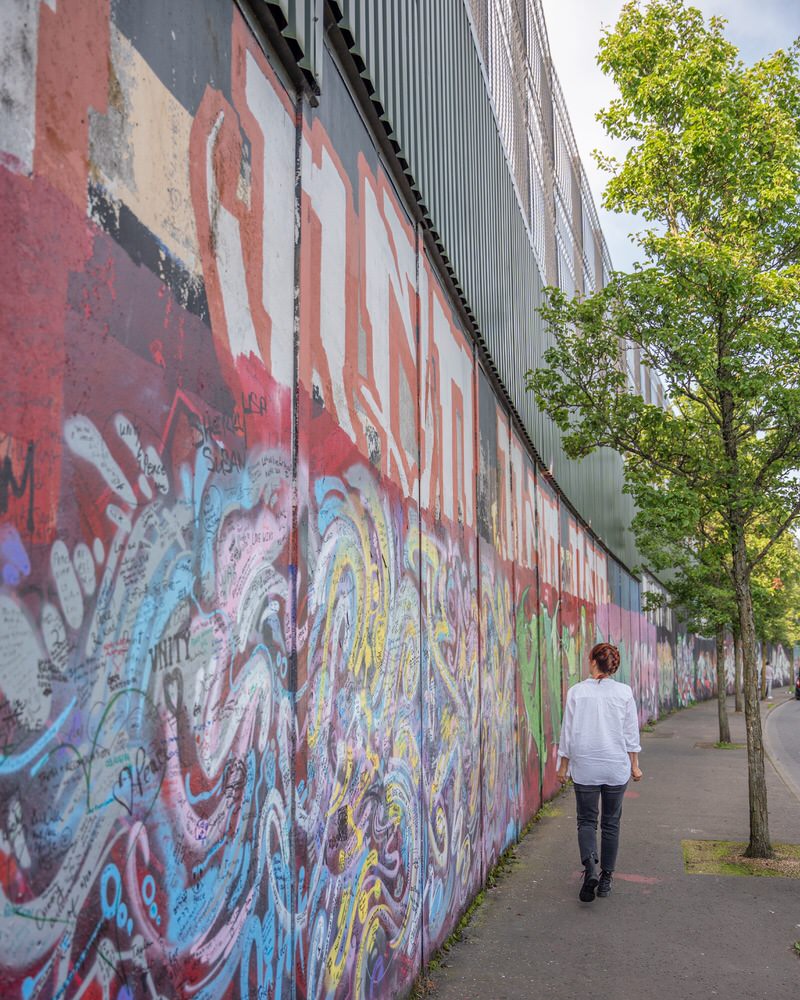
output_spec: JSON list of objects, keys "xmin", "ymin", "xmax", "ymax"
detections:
[{"xmin": 540, "ymin": 0, "xmax": 800, "ymax": 270}]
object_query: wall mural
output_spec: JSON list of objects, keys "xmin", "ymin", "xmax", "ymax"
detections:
[
  {"xmin": 769, "ymin": 643, "xmax": 793, "ymax": 686},
  {"xmin": 1, "ymin": 5, "xmax": 298, "ymax": 998},
  {"xmin": 476, "ymin": 374, "xmax": 518, "ymax": 873},
  {"xmin": 535, "ymin": 475, "xmax": 563, "ymax": 802},
  {"xmin": 724, "ymin": 632, "xmax": 736, "ymax": 694},
  {"xmin": 0, "ymin": 3, "xmax": 776, "ymax": 999},
  {"xmin": 560, "ymin": 509, "xmax": 588, "ymax": 693},
  {"xmin": 694, "ymin": 636, "xmax": 717, "ymax": 702},
  {"xmin": 512, "ymin": 438, "xmax": 541, "ymax": 827},
  {"xmin": 418, "ymin": 252, "xmax": 481, "ymax": 962},
  {"xmin": 295, "ymin": 48, "xmax": 424, "ymax": 1000}
]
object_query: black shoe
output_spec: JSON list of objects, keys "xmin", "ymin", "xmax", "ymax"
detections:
[
  {"xmin": 597, "ymin": 870, "xmax": 613, "ymax": 897},
  {"xmin": 579, "ymin": 856, "xmax": 599, "ymax": 902}
]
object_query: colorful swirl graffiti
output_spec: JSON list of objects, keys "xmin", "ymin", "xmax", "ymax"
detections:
[
  {"xmin": 299, "ymin": 468, "xmax": 422, "ymax": 999},
  {"xmin": 420, "ymin": 520, "xmax": 480, "ymax": 956}
]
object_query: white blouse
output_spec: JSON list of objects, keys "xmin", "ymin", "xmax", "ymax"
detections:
[{"xmin": 557, "ymin": 677, "xmax": 642, "ymax": 786}]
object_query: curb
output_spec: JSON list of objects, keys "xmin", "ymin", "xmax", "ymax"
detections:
[{"xmin": 764, "ymin": 696, "xmax": 800, "ymax": 805}]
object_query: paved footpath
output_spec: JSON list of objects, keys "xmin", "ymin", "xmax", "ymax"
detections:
[{"xmin": 429, "ymin": 693, "xmax": 800, "ymax": 1000}]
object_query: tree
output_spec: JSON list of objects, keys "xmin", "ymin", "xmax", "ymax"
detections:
[
  {"xmin": 528, "ymin": 0, "xmax": 800, "ymax": 857},
  {"xmin": 635, "ymin": 477, "xmax": 800, "ymax": 737},
  {"xmin": 632, "ymin": 475, "xmax": 733, "ymax": 743}
]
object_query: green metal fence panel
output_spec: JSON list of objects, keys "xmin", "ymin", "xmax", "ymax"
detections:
[{"xmin": 261, "ymin": 0, "xmax": 324, "ymax": 86}]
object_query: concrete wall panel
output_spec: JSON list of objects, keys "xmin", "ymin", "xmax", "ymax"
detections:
[
  {"xmin": 296, "ymin": 51, "xmax": 422, "ymax": 998},
  {"xmin": 476, "ymin": 372, "xmax": 519, "ymax": 872},
  {"xmin": 536, "ymin": 475, "xmax": 562, "ymax": 801},
  {"xmin": 419, "ymin": 250, "xmax": 481, "ymax": 960},
  {"xmin": 511, "ymin": 436, "xmax": 542, "ymax": 826}
]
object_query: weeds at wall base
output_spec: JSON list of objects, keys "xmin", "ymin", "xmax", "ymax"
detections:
[{"xmin": 409, "ymin": 789, "xmax": 570, "ymax": 998}]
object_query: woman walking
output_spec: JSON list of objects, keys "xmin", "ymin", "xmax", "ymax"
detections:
[{"xmin": 556, "ymin": 642, "xmax": 642, "ymax": 902}]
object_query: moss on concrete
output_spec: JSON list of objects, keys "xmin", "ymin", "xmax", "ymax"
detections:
[{"xmin": 682, "ymin": 839, "xmax": 800, "ymax": 878}]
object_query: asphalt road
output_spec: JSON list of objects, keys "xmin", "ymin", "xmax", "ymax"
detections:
[{"xmin": 765, "ymin": 693, "xmax": 800, "ymax": 803}]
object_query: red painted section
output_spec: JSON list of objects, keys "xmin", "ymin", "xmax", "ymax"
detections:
[
  {"xmin": 615, "ymin": 872, "xmax": 663, "ymax": 885},
  {"xmin": 0, "ymin": 171, "xmax": 90, "ymax": 543},
  {"xmin": 36, "ymin": 0, "xmax": 110, "ymax": 207}
]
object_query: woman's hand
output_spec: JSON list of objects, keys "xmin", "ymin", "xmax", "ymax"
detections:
[
  {"xmin": 557, "ymin": 764, "xmax": 569, "ymax": 785},
  {"xmin": 631, "ymin": 765, "xmax": 643, "ymax": 782}
]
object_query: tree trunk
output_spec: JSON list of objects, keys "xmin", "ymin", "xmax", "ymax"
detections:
[
  {"xmin": 760, "ymin": 641, "xmax": 768, "ymax": 700},
  {"xmin": 731, "ymin": 531, "xmax": 773, "ymax": 858},
  {"xmin": 734, "ymin": 630, "xmax": 743, "ymax": 713},
  {"xmin": 720, "ymin": 362, "xmax": 771, "ymax": 856},
  {"xmin": 715, "ymin": 628, "xmax": 731, "ymax": 744}
]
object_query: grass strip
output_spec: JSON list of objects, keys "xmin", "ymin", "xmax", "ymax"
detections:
[{"xmin": 682, "ymin": 839, "xmax": 800, "ymax": 878}]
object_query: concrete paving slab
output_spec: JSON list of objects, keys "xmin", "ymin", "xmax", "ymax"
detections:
[{"xmin": 428, "ymin": 694, "xmax": 800, "ymax": 1000}]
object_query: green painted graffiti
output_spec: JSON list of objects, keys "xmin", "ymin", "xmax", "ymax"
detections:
[
  {"xmin": 516, "ymin": 586, "xmax": 542, "ymax": 766},
  {"xmin": 539, "ymin": 599, "xmax": 563, "ymax": 775},
  {"xmin": 561, "ymin": 604, "xmax": 588, "ymax": 689}
]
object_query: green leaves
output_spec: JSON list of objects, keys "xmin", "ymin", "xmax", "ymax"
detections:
[{"xmin": 596, "ymin": 3, "xmax": 800, "ymax": 251}]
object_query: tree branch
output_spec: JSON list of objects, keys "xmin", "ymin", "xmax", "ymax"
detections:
[
  {"xmin": 748, "ymin": 498, "xmax": 800, "ymax": 573},
  {"xmin": 749, "ymin": 427, "xmax": 800, "ymax": 497}
]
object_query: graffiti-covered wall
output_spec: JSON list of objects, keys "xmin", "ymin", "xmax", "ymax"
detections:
[{"xmin": 0, "ymin": 4, "xmax": 778, "ymax": 999}]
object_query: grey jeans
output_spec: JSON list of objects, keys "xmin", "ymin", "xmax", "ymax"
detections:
[{"xmin": 573, "ymin": 781, "xmax": 628, "ymax": 872}]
